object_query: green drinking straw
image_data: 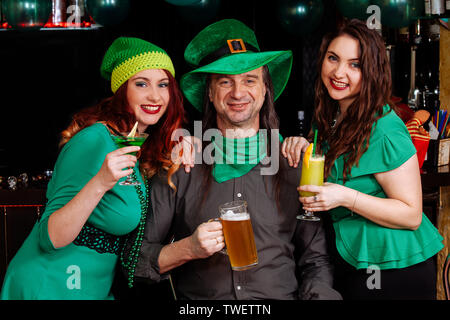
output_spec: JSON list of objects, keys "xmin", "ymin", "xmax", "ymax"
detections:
[{"xmin": 312, "ymin": 129, "xmax": 318, "ymax": 156}]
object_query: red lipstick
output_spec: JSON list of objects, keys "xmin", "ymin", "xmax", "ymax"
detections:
[
  {"xmin": 140, "ymin": 105, "xmax": 161, "ymax": 114},
  {"xmin": 330, "ymin": 79, "xmax": 348, "ymax": 91}
]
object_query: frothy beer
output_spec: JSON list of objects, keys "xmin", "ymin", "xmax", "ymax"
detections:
[{"xmin": 220, "ymin": 211, "xmax": 258, "ymax": 271}]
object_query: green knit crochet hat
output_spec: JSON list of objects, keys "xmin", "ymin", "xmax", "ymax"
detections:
[
  {"xmin": 101, "ymin": 37, "xmax": 175, "ymax": 93},
  {"xmin": 180, "ymin": 19, "xmax": 293, "ymax": 111}
]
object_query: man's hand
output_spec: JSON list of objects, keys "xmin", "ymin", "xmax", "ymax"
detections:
[{"xmin": 189, "ymin": 221, "xmax": 225, "ymax": 259}]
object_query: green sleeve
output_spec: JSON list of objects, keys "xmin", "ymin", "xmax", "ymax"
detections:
[
  {"xmin": 350, "ymin": 115, "xmax": 416, "ymax": 177},
  {"xmin": 37, "ymin": 125, "xmax": 111, "ymax": 252}
]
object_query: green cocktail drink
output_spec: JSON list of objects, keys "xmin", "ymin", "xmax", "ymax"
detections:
[
  {"xmin": 112, "ymin": 136, "xmax": 147, "ymax": 155},
  {"xmin": 112, "ymin": 132, "xmax": 148, "ymax": 186}
]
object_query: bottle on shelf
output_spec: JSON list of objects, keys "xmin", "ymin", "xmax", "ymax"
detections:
[
  {"xmin": 412, "ymin": 19, "xmax": 423, "ymax": 45},
  {"xmin": 431, "ymin": 84, "xmax": 440, "ymax": 113},
  {"xmin": 424, "ymin": 69, "xmax": 440, "ymax": 113},
  {"xmin": 375, "ymin": 19, "xmax": 382, "ymax": 37},
  {"xmin": 431, "ymin": 0, "xmax": 445, "ymax": 16},
  {"xmin": 423, "ymin": 86, "xmax": 440, "ymax": 113},
  {"xmin": 297, "ymin": 110, "xmax": 306, "ymax": 137},
  {"xmin": 398, "ymin": 26, "xmax": 410, "ymax": 44},
  {"xmin": 425, "ymin": 0, "xmax": 432, "ymax": 17},
  {"xmin": 427, "ymin": 18, "xmax": 441, "ymax": 41},
  {"xmin": 44, "ymin": 0, "xmax": 92, "ymax": 28},
  {"xmin": 407, "ymin": 47, "xmax": 420, "ymax": 111}
]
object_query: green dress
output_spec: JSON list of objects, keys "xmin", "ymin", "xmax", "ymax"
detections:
[
  {"xmin": 327, "ymin": 105, "xmax": 444, "ymax": 270},
  {"xmin": 0, "ymin": 123, "xmax": 144, "ymax": 299}
]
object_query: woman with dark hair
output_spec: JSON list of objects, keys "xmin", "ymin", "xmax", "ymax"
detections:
[
  {"xmin": 0, "ymin": 37, "xmax": 190, "ymax": 299},
  {"xmin": 283, "ymin": 19, "xmax": 443, "ymax": 299}
]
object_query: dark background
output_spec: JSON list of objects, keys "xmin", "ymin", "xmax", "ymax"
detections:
[
  {"xmin": 0, "ymin": 0, "xmax": 341, "ymax": 177},
  {"xmin": 0, "ymin": 0, "xmax": 432, "ymax": 177}
]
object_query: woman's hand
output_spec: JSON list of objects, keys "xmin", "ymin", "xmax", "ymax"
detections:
[
  {"xmin": 181, "ymin": 136, "xmax": 202, "ymax": 173},
  {"xmin": 95, "ymin": 146, "xmax": 140, "ymax": 191},
  {"xmin": 297, "ymin": 155, "xmax": 423, "ymax": 230},
  {"xmin": 171, "ymin": 136, "xmax": 202, "ymax": 173},
  {"xmin": 189, "ymin": 221, "xmax": 225, "ymax": 259},
  {"xmin": 298, "ymin": 182, "xmax": 354, "ymax": 212},
  {"xmin": 281, "ymin": 136, "xmax": 310, "ymax": 168}
]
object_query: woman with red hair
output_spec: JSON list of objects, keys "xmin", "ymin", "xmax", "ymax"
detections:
[{"xmin": 1, "ymin": 37, "xmax": 190, "ymax": 299}]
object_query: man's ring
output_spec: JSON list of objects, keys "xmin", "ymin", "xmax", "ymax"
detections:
[{"xmin": 314, "ymin": 196, "xmax": 318, "ymax": 202}]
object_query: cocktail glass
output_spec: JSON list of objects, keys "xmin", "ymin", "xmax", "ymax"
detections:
[
  {"xmin": 112, "ymin": 132, "xmax": 148, "ymax": 186},
  {"xmin": 297, "ymin": 153, "xmax": 324, "ymax": 221}
]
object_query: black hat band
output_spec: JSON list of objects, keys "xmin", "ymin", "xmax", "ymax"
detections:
[{"xmin": 199, "ymin": 39, "xmax": 259, "ymax": 67}]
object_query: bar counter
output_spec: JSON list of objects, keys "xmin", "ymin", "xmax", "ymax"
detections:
[
  {"xmin": 421, "ymin": 164, "xmax": 450, "ymax": 188},
  {"xmin": 421, "ymin": 164, "xmax": 450, "ymax": 300}
]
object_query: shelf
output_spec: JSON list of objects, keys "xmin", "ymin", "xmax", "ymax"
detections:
[
  {"xmin": 0, "ymin": 24, "xmax": 102, "ymax": 32},
  {"xmin": 418, "ymin": 15, "xmax": 450, "ymax": 20}
]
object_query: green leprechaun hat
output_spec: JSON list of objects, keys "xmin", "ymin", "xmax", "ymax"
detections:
[{"xmin": 180, "ymin": 19, "xmax": 293, "ymax": 111}]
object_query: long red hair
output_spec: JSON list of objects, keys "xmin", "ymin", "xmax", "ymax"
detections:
[{"xmin": 60, "ymin": 70, "xmax": 187, "ymax": 188}]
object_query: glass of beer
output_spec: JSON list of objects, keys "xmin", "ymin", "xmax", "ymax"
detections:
[
  {"xmin": 218, "ymin": 200, "xmax": 258, "ymax": 271},
  {"xmin": 297, "ymin": 153, "xmax": 324, "ymax": 221}
]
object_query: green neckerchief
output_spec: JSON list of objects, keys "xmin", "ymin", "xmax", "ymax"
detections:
[{"xmin": 212, "ymin": 132, "xmax": 283, "ymax": 183}]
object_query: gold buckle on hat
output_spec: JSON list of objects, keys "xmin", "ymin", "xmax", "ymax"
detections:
[{"xmin": 227, "ymin": 39, "xmax": 247, "ymax": 53}]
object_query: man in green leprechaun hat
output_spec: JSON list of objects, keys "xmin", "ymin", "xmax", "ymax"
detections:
[{"xmin": 132, "ymin": 19, "xmax": 341, "ymax": 300}]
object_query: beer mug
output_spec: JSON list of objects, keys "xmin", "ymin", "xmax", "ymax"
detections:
[{"xmin": 218, "ymin": 200, "xmax": 258, "ymax": 271}]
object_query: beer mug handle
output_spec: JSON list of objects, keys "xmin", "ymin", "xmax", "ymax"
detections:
[{"xmin": 208, "ymin": 218, "xmax": 227, "ymax": 255}]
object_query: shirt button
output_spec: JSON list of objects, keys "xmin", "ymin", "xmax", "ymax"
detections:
[
  {"xmin": 236, "ymin": 286, "xmax": 241, "ymax": 290},
  {"xmin": 237, "ymin": 193, "xmax": 242, "ymax": 198}
]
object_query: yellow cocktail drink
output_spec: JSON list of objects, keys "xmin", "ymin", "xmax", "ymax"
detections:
[
  {"xmin": 299, "ymin": 155, "xmax": 324, "ymax": 197},
  {"xmin": 297, "ymin": 142, "xmax": 323, "ymax": 221}
]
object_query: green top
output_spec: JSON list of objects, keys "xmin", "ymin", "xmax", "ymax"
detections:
[
  {"xmin": 327, "ymin": 105, "xmax": 443, "ymax": 270},
  {"xmin": 0, "ymin": 123, "xmax": 144, "ymax": 299}
]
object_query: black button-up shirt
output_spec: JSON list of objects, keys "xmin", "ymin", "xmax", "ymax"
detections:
[{"xmin": 131, "ymin": 157, "xmax": 341, "ymax": 300}]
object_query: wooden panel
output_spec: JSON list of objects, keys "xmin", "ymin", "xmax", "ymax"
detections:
[
  {"xmin": 0, "ymin": 189, "xmax": 47, "ymax": 205},
  {"xmin": 5, "ymin": 207, "xmax": 40, "ymax": 265},
  {"xmin": 440, "ymin": 25, "xmax": 450, "ymax": 113},
  {"xmin": 0, "ymin": 208, "xmax": 5, "ymax": 287},
  {"xmin": 0, "ymin": 189, "xmax": 46, "ymax": 286},
  {"xmin": 437, "ymin": 186, "xmax": 450, "ymax": 300}
]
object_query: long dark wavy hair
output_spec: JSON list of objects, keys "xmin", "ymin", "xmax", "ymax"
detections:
[
  {"xmin": 60, "ymin": 70, "xmax": 187, "ymax": 188},
  {"xmin": 200, "ymin": 65, "xmax": 286, "ymax": 207},
  {"xmin": 313, "ymin": 19, "xmax": 395, "ymax": 181}
]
